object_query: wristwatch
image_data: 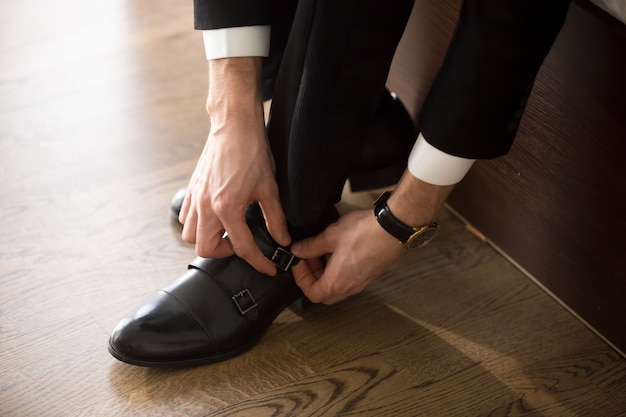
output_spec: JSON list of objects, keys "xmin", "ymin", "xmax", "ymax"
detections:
[{"xmin": 374, "ymin": 191, "xmax": 439, "ymax": 250}]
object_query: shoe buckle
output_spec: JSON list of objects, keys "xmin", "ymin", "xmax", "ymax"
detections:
[
  {"xmin": 271, "ymin": 247, "xmax": 296, "ymax": 271},
  {"xmin": 232, "ymin": 289, "xmax": 257, "ymax": 316}
]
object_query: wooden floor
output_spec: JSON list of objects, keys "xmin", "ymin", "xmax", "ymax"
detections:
[{"xmin": 1, "ymin": 1, "xmax": 625, "ymax": 416}]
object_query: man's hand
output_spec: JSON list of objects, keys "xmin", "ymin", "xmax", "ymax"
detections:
[
  {"xmin": 290, "ymin": 209, "xmax": 406, "ymax": 304},
  {"xmin": 179, "ymin": 57, "xmax": 290, "ymax": 276},
  {"xmin": 290, "ymin": 172, "xmax": 455, "ymax": 304}
]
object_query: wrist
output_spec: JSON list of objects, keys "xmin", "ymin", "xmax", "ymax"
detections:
[
  {"xmin": 206, "ymin": 57, "xmax": 264, "ymax": 125},
  {"xmin": 374, "ymin": 190, "xmax": 440, "ymax": 250},
  {"xmin": 386, "ymin": 170, "xmax": 454, "ymax": 227}
]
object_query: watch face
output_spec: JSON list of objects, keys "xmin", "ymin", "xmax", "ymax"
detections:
[{"xmin": 406, "ymin": 227, "xmax": 438, "ymax": 250}]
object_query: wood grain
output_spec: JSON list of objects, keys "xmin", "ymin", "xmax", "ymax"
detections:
[{"xmin": 1, "ymin": 0, "xmax": 625, "ymax": 416}]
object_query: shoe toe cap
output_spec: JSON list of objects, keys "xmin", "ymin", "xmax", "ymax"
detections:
[{"xmin": 109, "ymin": 291, "xmax": 213, "ymax": 364}]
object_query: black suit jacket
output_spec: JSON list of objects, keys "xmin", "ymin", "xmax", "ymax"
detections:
[
  {"xmin": 192, "ymin": 0, "xmax": 571, "ymax": 160},
  {"xmin": 194, "ymin": 0, "xmax": 272, "ymax": 30}
]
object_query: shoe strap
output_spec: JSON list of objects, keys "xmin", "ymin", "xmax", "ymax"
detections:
[
  {"xmin": 187, "ymin": 249, "xmax": 298, "ymax": 320},
  {"xmin": 267, "ymin": 247, "xmax": 298, "ymax": 271},
  {"xmin": 246, "ymin": 202, "xmax": 300, "ymax": 272},
  {"xmin": 250, "ymin": 229, "xmax": 299, "ymax": 272},
  {"xmin": 188, "ymin": 257, "xmax": 260, "ymax": 320}
]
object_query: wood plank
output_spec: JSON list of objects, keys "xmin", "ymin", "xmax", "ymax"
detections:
[
  {"xmin": 1, "ymin": 0, "xmax": 626, "ymax": 416},
  {"xmin": 201, "ymin": 355, "xmax": 512, "ymax": 417}
]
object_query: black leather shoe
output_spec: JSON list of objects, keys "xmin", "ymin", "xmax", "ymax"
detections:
[
  {"xmin": 169, "ymin": 90, "xmax": 415, "ymax": 223},
  {"xmin": 108, "ymin": 203, "xmax": 304, "ymax": 367}
]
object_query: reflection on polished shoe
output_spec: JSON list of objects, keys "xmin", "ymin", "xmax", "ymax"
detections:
[
  {"xmin": 108, "ymin": 203, "xmax": 305, "ymax": 367},
  {"xmin": 169, "ymin": 89, "xmax": 416, "ymax": 224}
]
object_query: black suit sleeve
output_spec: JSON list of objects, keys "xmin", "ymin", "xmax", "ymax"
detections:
[
  {"xmin": 419, "ymin": 0, "xmax": 571, "ymax": 159},
  {"xmin": 194, "ymin": 0, "xmax": 273, "ymax": 30}
]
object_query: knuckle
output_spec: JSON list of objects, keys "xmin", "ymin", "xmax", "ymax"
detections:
[
  {"xmin": 306, "ymin": 292, "xmax": 324, "ymax": 304},
  {"xmin": 318, "ymin": 284, "xmax": 336, "ymax": 302},
  {"xmin": 317, "ymin": 232, "xmax": 335, "ymax": 250},
  {"xmin": 230, "ymin": 243, "xmax": 248, "ymax": 259},
  {"xmin": 231, "ymin": 242, "xmax": 261, "ymax": 264},
  {"xmin": 330, "ymin": 282, "xmax": 349, "ymax": 298},
  {"xmin": 195, "ymin": 243, "xmax": 211, "ymax": 258},
  {"xmin": 228, "ymin": 237, "xmax": 248, "ymax": 254},
  {"xmin": 211, "ymin": 198, "xmax": 227, "ymax": 216},
  {"xmin": 195, "ymin": 236, "xmax": 221, "ymax": 258},
  {"xmin": 181, "ymin": 230, "xmax": 195, "ymax": 244}
]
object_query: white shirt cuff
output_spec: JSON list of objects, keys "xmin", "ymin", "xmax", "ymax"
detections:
[
  {"xmin": 407, "ymin": 133, "xmax": 476, "ymax": 186},
  {"xmin": 202, "ymin": 26, "xmax": 271, "ymax": 60}
]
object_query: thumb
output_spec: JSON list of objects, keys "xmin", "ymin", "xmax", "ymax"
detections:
[{"xmin": 291, "ymin": 231, "xmax": 333, "ymax": 259}]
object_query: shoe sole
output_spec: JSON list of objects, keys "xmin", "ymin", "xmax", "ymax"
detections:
[{"xmin": 107, "ymin": 335, "xmax": 262, "ymax": 368}]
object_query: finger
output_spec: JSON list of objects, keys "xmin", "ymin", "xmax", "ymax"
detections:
[
  {"xmin": 292, "ymin": 257, "xmax": 324, "ymax": 295},
  {"xmin": 305, "ymin": 277, "xmax": 349, "ymax": 305},
  {"xmin": 203, "ymin": 233, "xmax": 237, "ymax": 258},
  {"xmin": 293, "ymin": 257, "xmax": 333, "ymax": 304},
  {"xmin": 181, "ymin": 205, "xmax": 198, "ymax": 244},
  {"xmin": 300, "ymin": 258, "xmax": 361, "ymax": 305},
  {"xmin": 195, "ymin": 215, "xmax": 234, "ymax": 258},
  {"xmin": 292, "ymin": 257, "xmax": 324, "ymax": 282},
  {"xmin": 290, "ymin": 231, "xmax": 334, "ymax": 259},
  {"xmin": 178, "ymin": 187, "xmax": 192, "ymax": 225},
  {"xmin": 299, "ymin": 272, "xmax": 334, "ymax": 304},
  {"xmin": 221, "ymin": 211, "xmax": 278, "ymax": 276},
  {"xmin": 258, "ymin": 197, "xmax": 291, "ymax": 247}
]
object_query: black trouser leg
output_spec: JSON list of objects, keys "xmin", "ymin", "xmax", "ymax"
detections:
[{"xmin": 267, "ymin": 0, "xmax": 415, "ymax": 235}]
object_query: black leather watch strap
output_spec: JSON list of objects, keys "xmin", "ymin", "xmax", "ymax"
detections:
[{"xmin": 374, "ymin": 191, "xmax": 414, "ymax": 243}]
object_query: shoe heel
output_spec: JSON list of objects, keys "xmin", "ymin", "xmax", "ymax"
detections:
[
  {"xmin": 289, "ymin": 296, "xmax": 313, "ymax": 313},
  {"xmin": 348, "ymin": 158, "xmax": 407, "ymax": 192}
]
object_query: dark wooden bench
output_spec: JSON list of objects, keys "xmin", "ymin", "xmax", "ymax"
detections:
[{"xmin": 387, "ymin": 0, "xmax": 626, "ymax": 354}]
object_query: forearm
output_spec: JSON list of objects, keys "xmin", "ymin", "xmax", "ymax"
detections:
[
  {"xmin": 182, "ymin": 58, "xmax": 288, "ymax": 274},
  {"xmin": 207, "ymin": 57, "xmax": 265, "ymax": 130}
]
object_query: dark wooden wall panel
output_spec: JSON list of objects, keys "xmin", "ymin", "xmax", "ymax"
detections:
[{"xmin": 388, "ymin": 1, "xmax": 626, "ymax": 352}]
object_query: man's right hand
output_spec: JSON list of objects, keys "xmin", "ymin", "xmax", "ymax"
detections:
[{"xmin": 178, "ymin": 57, "xmax": 291, "ymax": 276}]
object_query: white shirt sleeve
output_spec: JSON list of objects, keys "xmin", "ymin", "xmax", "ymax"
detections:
[
  {"xmin": 407, "ymin": 133, "xmax": 476, "ymax": 186},
  {"xmin": 202, "ymin": 26, "xmax": 271, "ymax": 60}
]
